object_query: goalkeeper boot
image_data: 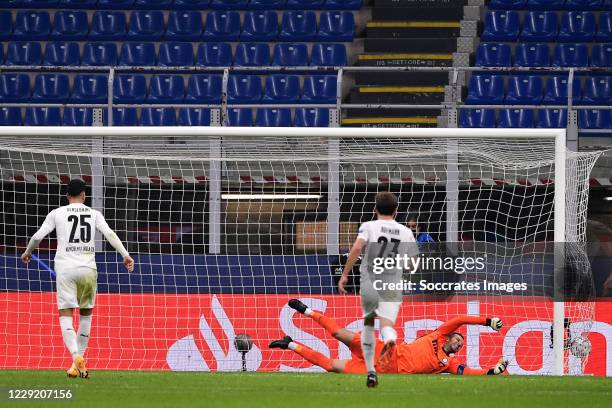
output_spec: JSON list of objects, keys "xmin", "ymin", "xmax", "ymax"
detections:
[
  {"xmin": 366, "ymin": 371, "xmax": 378, "ymax": 388},
  {"xmin": 269, "ymin": 336, "xmax": 293, "ymax": 350},
  {"xmin": 288, "ymin": 299, "xmax": 308, "ymax": 315},
  {"xmin": 66, "ymin": 363, "xmax": 78, "ymax": 378},
  {"xmin": 74, "ymin": 355, "xmax": 89, "ymax": 379}
]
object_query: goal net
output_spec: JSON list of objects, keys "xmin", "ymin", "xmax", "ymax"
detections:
[{"xmin": 0, "ymin": 127, "xmax": 602, "ymax": 375}]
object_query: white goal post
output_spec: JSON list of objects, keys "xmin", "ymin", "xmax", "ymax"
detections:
[{"xmin": 0, "ymin": 126, "xmax": 602, "ymax": 375}]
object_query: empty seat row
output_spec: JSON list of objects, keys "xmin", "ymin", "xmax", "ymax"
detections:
[
  {"xmin": 466, "ymin": 74, "xmax": 611, "ymax": 105},
  {"xmin": 476, "ymin": 42, "xmax": 611, "ymax": 67},
  {"xmin": 0, "ymin": 106, "xmax": 331, "ymax": 127},
  {"xmin": 2, "ymin": 0, "xmax": 363, "ymax": 11},
  {"xmin": 490, "ymin": 0, "xmax": 612, "ymax": 10},
  {"xmin": 0, "ymin": 73, "xmax": 337, "ymax": 104},
  {"xmin": 0, "ymin": 42, "xmax": 347, "ymax": 67},
  {"xmin": 460, "ymin": 108, "xmax": 612, "ymax": 129},
  {"xmin": 0, "ymin": 10, "xmax": 354, "ymax": 42},
  {"xmin": 482, "ymin": 11, "xmax": 612, "ymax": 42}
]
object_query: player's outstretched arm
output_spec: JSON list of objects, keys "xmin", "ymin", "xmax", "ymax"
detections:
[
  {"xmin": 338, "ymin": 238, "xmax": 364, "ymax": 294},
  {"xmin": 21, "ymin": 211, "xmax": 56, "ymax": 264},
  {"xmin": 95, "ymin": 211, "xmax": 134, "ymax": 272},
  {"xmin": 446, "ymin": 358, "xmax": 508, "ymax": 375},
  {"xmin": 437, "ymin": 315, "xmax": 503, "ymax": 335}
]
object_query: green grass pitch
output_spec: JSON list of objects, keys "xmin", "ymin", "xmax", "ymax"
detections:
[{"xmin": 0, "ymin": 371, "xmax": 609, "ymax": 408}]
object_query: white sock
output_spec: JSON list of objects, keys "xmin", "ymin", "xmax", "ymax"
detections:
[
  {"xmin": 77, "ymin": 315, "xmax": 92, "ymax": 356},
  {"xmin": 304, "ymin": 308, "xmax": 313, "ymax": 316},
  {"xmin": 59, "ymin": 316, "xmax": 78, "ymax": 359},
  {"xmin": 361, "ymin": 325, "xmax": 376, "ymax": 373},
  {"xmin": 288, "ymin": 342, "xmax": 298, "ymax": 351},
  {"xmin": 381, "ymin": 326, "xmax": 397, "ymax": 344}
]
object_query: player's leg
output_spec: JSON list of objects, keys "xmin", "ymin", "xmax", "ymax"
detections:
[
  {"xmin": 361, "ymin": 314, "xmax": 377, "ymax": 387},
  {"xmin": 288, "ymin": 299, "xmax": 356, "ymax": 347},
  {"xmin": 58, "ymin": 308, "xmax": 79, "ymax": 378},
  {"xmin": 269, "ymin": 336, "xmax": 341, "ymax": 372},
  {"xmin": 56, "ymin": 270, "xmax": 81, "ymax": 377},
  {"xmin": 72, "ymin": 267, "xmax": 97, "ymax": 379},
  {"xmin": 376, "ymin": 302, "xmax": 401, "ymax": 370}
]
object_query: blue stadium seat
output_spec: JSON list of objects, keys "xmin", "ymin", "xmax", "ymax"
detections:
[
  {"xmin": 595, "ymin": 13, "xmax": 612, "ymax": 41},
  {"xmin": 553, "ymin": 43, "xmax": 589, "ymax": 66},
  {"xmin": 498, "ymin": 109, "xmax": 535, "ymax": 128},
  {"xmin": 8, "ymin": 0, "xmax": 58, "ymax": 6},
  {"xmin": 13, "ymin": 11, "xmax": 51, "ymax": 40},
  {"xmin": 0, "ymin": 11, "xmax": 13, "ymax": 41},
  {"xmin": 71, "ymin": 74, "xmax": 108, "ymax": 104},
  {"xmin": 0, "ymin": 108, "xmax": 22, "ymax": 126},
  {"xmin": 51, "ymin": 10, "xmax": 88, "ymax": 40},
  {"xmin": 506, "ymin": 76, "xmax": 543, "ymax": 104},
  {"xmin": 279, "ymin": 11, "xmax": 317, "ymax": 41},
  {"xmin": 273, "ymin": 43, "xmax": 308, "ymax": 66},
  {"xmin": 482, "ymin": 10, "xmax": 520, "ymax": 41},
  {"xmin": 537, "ymin": 108, "xmax": 567, "ymax": 128},
  {"xmin": 465, "ymin": 74, "xmax": 505, "ymax": 104},
  {"xmin": 301, "ymin": 75, "xmax": 337, "ymax": 103},
  {"xmin": 178, "ymin": 108, "xmax": 211, "ymax": 126},
  {"xmin": 459, "ymin": 109, "xmax": 496, "ymax": 128},
  {"xmin": 520, "ymin": 11, "xmax": 558, "ymax": 42},
  {"xmin": 89, "ymin": 11, "xmax": 127, "ymax": 40},
  {"xmin": 133, "ymin": 0, "xmax": 173, "ymax": 8},
  {"xmin": 6, "ymin": 41, "xmax": 42, "ymax": 66},
  {"xmin": 119, "ymin": 42, "xmax": 157, "ymax": 66},
  {"xmin": 98, "ymin": 0, "xmax": 135, "ymax": 9},
  {"xmin": 166, "ymin": 11, "xmax": 204, "ymax": 41},
  {"xmin": 565, "ymin": 0, "xmax": 602, "ymax": 10},
  {"xmin": 582, "ymin": 76, "xmax": 611, "ymax": 104},
  {"xmin": 591, "ymin": 43, "xmax": 612, "ymax": 67},
  {"xmin": 294, "ymin": 108, "xmax": 329, "ymax": 127},
  {"xmin": 256, "ymin": 108, "xmax": 291, "ymax": 127},
  {"xmin": 43, "ymin": 41, "xmax": 80, "ymax": 66},
  {"xmin": 558, "ymin": 12, "xmax": 595, "ymax": 42},
  {"xmin": 196, "ymin": 42, "xmax": 232, "ymax": 66},
  {"xmin": 228, "ymin": 75, "xmax": 262, "ymax": 103},
  {"xmin": 203, "ymin": 11, "xmax": 241, "ymax": 41},
  {"xmin": 0, "ymin": 74, "xmax": 30, "ymax": 102},
  {"xmin": 286, "ymin": 0, "xmax": 324, "ymax": 9},
  {"xmin": 148, "ymin": 75, "xmax": 185, "ymax": 104},
  {"xmin": 262, "ymin": 75, "xmax": 300, "ymax": 103},
  {"xmin": 227, "ymin": 108, "xmax": 253, "ymax": 126},
  {"xmin": 323, "ymin": 0, "xmax": 362, "ymax": 9},
  {"xmin": 82, "ymin": 42, "xmax": 118, "ymax": 66},
  {"xmin": 210, "ymin": 0, "xmax": 248, "ymax": 8},
  {"xmin": 24, "ymin": 107, "xmax": 61, "ymax": 126},
  {"xmin": 0, "ymin": 45, "xmax": 3, "ymax": 65},
  {"xmin": 241, "ymin": 11, "xmax": 279, "ymax": 41},
  {"xmin": 248, "ymin": 0, "xmax": 287, "ymax": 9},
  {"xmin": 158, "ymin": 42, "xmax": 195, "ymax": 67},
  {"xmin": 185, "ymin": 74, "xmax": 223, "ymax": 103},
  {"xmin": 579, "ymin": 109, "xmax": 612, "ymax": 129},
  {"xmin": 543, "ymin": 76, "xmax": 581, "ymax": 104},
  {"xmin": 317, "ymin": 11, "xmax": 355, "ymax": 42},
  {"xmin": 63, "ymin": 107, "xmax": 95, "ymax": 126},
  {"xmin": 489, "ymin": 0, "xmax": 525, "ymax": 9},
  {"xmin": 112, "ymin": 108, "xmax": 138, "ymax": 126},
  {"xmin": 475, "ymin": 43, "xmax": 512, "ymax": 67},
  {"xmin": 234, "ymin": 43, "xmax": 271, "ymax": 66},
  {"xmin": 173, "ymin": 0, "xmax": 212, "ymax": 9},
  {"xmin": 606, "ymin": 0, "xmax": 612, "ymax": 11},
  {"xmin": 526, "ymin": 0, "xmax": 565, "ymax": 9},
  {"xmin": 31, "ymin": 74, "xmax": 70, "ymax": 103},
  {"xmin": 311, "ymin": 43, "xmax": 347, "ymax": 66},
  {"xmin": 514, "ymin": 43, "xmax": 550, "ymax": 67},
  {"xmin": 113, "ymin": 74, "xmax": 147, "ymax": 103},
  {"xmin": 59, "ymin": 0, "xmax": 98, "ymax": 8},
  {"xmin": 127, "ymin": 11, "xmax": 165, "ymax": 41},
  {"xmin": 141, "ymin": 108, "xmax": 177, "ymax": 126}
]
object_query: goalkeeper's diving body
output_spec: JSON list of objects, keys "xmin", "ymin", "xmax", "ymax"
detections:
[
  {"xmin": 270, "ymin": 299, "xmax": 508, "ymax": 376},
  {"xmin": 20, "ymin": 179, "xmax": 135, "ymax": 379}
]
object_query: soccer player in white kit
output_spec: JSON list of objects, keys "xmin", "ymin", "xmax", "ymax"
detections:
[
  {"xmin": 338, "ymin": 192, "xmax": 416, "ymax": 388},
  {"xmin": 20, "ymin": 179, "xmax": 135, "ymax": 379}
]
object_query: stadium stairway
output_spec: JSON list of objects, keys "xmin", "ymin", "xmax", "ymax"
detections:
[{"xmin": 343, "ymin": 0, "xmax": 481, "ymax": 128}]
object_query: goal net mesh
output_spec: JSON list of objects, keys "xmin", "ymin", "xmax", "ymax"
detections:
[{"xmin": 0, "ymin": 131, "xmax": 602, "ymax": 375}]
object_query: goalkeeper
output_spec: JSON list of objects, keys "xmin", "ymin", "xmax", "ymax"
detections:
[{"xmin": 270, "ymin": 299, "xmax": 508, "ymax": 376}]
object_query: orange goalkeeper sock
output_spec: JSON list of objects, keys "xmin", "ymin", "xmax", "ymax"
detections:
[
  {"xmin": 309, "ymin": 311, "xmax": 340, "ymax": 337},
  {"xmin": 292, "ymin": 343, "xmax": 333, "ymax": 372}
]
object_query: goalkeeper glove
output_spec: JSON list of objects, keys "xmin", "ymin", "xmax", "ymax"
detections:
[
  {"xmin": 487, "ymin": 359, "xmax": 508, "ymax": 375},
  {"xmin": 486, "ymin": 317, "xmax": 503, "ymax": 331}
]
